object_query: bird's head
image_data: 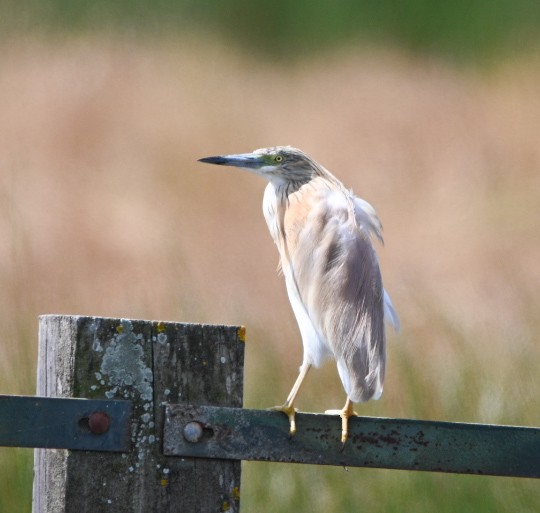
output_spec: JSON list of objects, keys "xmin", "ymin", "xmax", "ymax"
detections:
[{"xmin": 198, "ymin": 146, "xmax": 321, "ymax": 184}]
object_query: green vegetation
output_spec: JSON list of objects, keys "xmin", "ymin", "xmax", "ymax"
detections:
[
  {"xmin": 2, "ymin": 0, "xmax": 540, "ymax": 62},
  {"xmin": 0, "ymin": 448, "xmax": 32, "ymax": 513}
]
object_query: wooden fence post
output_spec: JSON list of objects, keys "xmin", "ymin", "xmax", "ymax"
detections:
[{"xmin": 32, "ymin": 315, "xmax": 245, "ymax": 513}]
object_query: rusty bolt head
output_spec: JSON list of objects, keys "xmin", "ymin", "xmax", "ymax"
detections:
[
  {"xmin": 183, "ymin": 421, "xmax": 203, "ymax": 443},
  {"xmin": 88, "ymin": 411, "xmax": 111, "ymax": 434}
]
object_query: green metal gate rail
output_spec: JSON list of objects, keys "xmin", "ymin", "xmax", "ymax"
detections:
[
  {"xmin": 164, "ymin": 404, "xmax": 540, "ymax": 479},
  {"xmin": 0, "ymin": 395, "xmax": 131, "ymax": 452},
  {"xmin": 3, "ymin": 395, "xmax": 539, "ymax": 478}
]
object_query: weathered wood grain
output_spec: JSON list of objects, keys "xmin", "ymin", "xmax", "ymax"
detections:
[{"xmin": 32, "ymin": 315, "xmax": 245, "ymax": 513}]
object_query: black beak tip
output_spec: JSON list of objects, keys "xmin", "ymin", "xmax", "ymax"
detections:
[{"xmin": 198, "ymin": 156, "xmax": 227, "ymax": 165}]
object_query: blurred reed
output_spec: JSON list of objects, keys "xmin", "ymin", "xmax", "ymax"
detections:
[{"xmin": 0, "ymin": 36, "xmax": 539, "ymax": 512}]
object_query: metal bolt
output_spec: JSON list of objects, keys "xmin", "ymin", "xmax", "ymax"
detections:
[
  {"xmin": 183, "ymin": 421, "xmax": 203, "ymax": 443},
  {"xmin": 88, "ymin": 411, "xmax": 111, "ymax": 435}
]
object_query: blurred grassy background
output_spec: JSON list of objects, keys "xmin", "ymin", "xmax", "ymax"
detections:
[
  {"xmin": 1, "ymin": 2, "xmax": 539, "ymax": 512},
  {"xmin": 2, "ymin": 0, "xmax": 540, "ymax": 62}
]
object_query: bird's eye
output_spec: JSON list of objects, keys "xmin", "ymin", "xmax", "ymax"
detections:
[{"xmin": 275, "ymin": 155, "xmax": 283, "ymax": 162}]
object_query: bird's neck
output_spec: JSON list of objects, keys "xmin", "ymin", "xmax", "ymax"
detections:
[
  {"xmin": 263, "ymin": 179, "xmax": 302, "ymax": 235},
  {"xmin": 276, "ymin": 179, "xmax": 307, "ymax": 201}
]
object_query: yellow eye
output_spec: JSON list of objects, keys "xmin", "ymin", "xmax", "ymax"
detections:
[{"xmin": 275, "ymin": 155, "xmax": 283, "ymax": 162}]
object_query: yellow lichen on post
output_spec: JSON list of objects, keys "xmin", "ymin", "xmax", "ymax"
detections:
[{"xmin": 237, "ymin": 326, "xmax": 246, "ymax": 343}]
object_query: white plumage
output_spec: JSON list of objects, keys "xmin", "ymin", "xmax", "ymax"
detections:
[{"xmin": 199, "ymin": 146, "xmax": 398, "ymax": 442}]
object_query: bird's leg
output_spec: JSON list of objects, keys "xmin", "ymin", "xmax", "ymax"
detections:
[
  {"xmin": 325, "ymin": 396, "xmax": 358, "ymax": 445},
  {"xmin": 269, "ymin": 363, "xmax": 311, "ymax": 436},
  {"xmin": 339, "ymin": 397, "xmax": 357, "ymax": 445}
]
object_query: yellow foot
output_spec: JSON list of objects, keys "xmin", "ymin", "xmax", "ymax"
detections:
[
  {"xmin": 325, "ymin": 403, "xmax": 358, "ymax": 444},
  {"xmin": 269, "ymin": 404, "xmax": 298, "ymax": 436}
]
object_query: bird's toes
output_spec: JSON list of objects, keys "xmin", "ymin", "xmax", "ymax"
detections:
[
  {"xmin": 268, "ymin": 404, "xmax": 298, "ymax": 414},
  {"xmin": 324, "ymin": 409, "xmax": 342, "ymax": 415},
  {"xmin": 325, "ymin": 407, "xmax": 357, "ymax": 445},
  {"xmin": 268, "ymin": 404, "xmax": 298, "ymax": 436}
]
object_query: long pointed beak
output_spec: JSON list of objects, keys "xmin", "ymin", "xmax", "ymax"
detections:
[{"xmin": 198, "ymin": 153, "xmax": 264, "ymax": 170}]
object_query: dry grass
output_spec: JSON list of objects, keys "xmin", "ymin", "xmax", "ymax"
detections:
[{"xmin": 0, "ymin": 34, "xmax": 539, "ymax": 511}]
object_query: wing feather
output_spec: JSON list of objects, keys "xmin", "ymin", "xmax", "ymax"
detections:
[
  {"xmin": 265, "ymin": 176, "xmax": 397, "ymax": 403},
  {"xmin": 287, "ymin": 186, "xmax": 387, "ymax": 402}
]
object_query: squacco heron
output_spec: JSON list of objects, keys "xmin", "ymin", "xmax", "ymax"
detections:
[{"xmin": 199, "ymin": 146, "xmax": 399, "ymax": 443}]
